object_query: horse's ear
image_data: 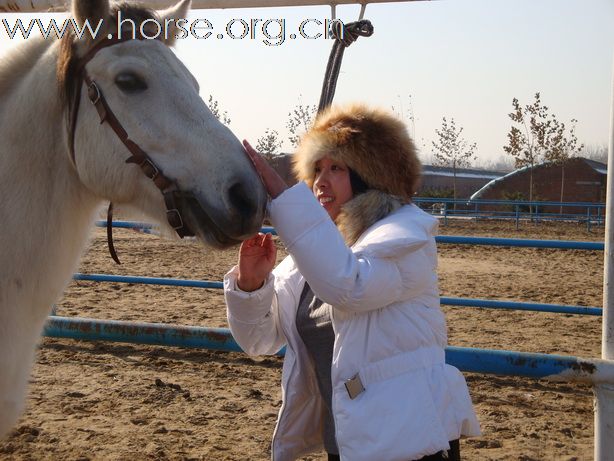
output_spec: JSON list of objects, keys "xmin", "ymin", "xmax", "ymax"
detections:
[
  {"xmin": 159, "ymin": 0, "xmax": 192, "ymax": 46},
  {"xmin": 73, "ymin": 0, "xmax": 110, "ymax": 27}
]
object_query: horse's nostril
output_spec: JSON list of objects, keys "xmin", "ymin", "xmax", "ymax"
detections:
[{"xmin": 228, "ymin": 182, "xmax": 254, "ymax": 217}]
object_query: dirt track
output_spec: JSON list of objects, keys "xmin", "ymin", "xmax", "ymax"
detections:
[{"xmin": 0, "ymin": 218, "xmax": 605, "ymax": 461}]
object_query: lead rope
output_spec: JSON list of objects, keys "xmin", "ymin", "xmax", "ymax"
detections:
[
  {"xmin": 106, "ymin": 202, "xmax": 121, "ymax": 264},
  {"xmin": 317, "ymin": 19, "xmax": 374, "ymax": 114}
]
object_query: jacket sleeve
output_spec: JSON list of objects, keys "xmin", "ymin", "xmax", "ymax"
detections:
[
  {"xmin": 224, "ymin": 256, "xmax": 297, "ymax": 356},
  {"xmin": 269, "ymin": 183, "xmax": 431, "ymax": 314}
]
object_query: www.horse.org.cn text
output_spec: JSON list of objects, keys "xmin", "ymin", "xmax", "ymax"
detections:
[{"xmin": 1, "ymin": 14, "xmax": 345, "ymax": 47}]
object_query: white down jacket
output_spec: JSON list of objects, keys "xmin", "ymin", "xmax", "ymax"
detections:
[{"xmin": 224, "ymin": 183, "xmax": 480, "ymax": 461}]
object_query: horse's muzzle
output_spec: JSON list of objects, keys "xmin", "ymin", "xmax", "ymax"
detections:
[{"xmin": 175, "ymin": 186, "xmax": 266, "ymax": 249}]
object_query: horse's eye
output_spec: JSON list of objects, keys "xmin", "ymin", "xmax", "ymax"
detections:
[{"xmin": 115, "ymin": 73, "xmax": 147, "ymax": 93}]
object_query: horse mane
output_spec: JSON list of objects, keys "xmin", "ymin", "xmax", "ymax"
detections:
[
  {"xmin": 57, "ymin": 2, "xmax": 163, "ymax": 111},
  {"xmin": 0, "ymin": 38, "xmax": 51, "ymax": 100}
]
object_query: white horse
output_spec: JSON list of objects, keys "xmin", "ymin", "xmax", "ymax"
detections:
[{"xmin": 0, "ymin": 0, "xmax": 267, "ymax": 437}]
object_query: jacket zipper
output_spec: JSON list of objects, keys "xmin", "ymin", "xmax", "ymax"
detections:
[{"xmin": 329, "ymin": 306, "xmax": 343, "ymax": 460}]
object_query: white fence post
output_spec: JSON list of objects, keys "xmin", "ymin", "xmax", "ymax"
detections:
[{"xmin": 595, "ymin": 52, "xmax": 614, "ymax": 461}]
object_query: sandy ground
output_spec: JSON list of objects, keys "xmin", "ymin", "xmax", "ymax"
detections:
[{"xmin": 0, "ymin": 218, "xmax": 605, "ymax": 461}]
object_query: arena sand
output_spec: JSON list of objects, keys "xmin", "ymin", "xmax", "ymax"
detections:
[{"xmin": 0, "ymin": 219, "xmax": 604, "ymax": 461}]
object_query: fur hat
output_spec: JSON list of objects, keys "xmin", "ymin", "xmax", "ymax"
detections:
[
  {"xmin": 292, "ymin": 103, "xmax": 422, "ymax": 245},
  {"xmin": 293, "ymin": 103, "xmax": 421, "ymax": 200}
]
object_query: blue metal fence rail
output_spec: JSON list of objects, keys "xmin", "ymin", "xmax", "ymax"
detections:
[
  {"xmin": 74, "ymin": 273, "xmax": 223, "ymax": 289},
  {"xmin": 436, "ymin": 236, "xmax": 603, "ymax": 250},
  {"xmin": 43, "ymin": 316, "xmax": 614, "ymax": 384},
  {"xmin": 441, "ymin": 297, "xmax": 602, "ymax": 316},
  {"xmin": 96, "ymin": 222, "xmax": 604, "ymax": 250},
  {"xmin": 78, "ymin": 226, "xmax": 604, "ymax": 317},
  {"xmin": 72, "ymin": 273, "xmax": 603, "ymax": 316},
  {"xmin": 65, "ymin": 218, "xmax": 610, "ymax": 385},
  {"xmin": 94, "ymin": 197, "xmax": 607, "ymax": 233}
]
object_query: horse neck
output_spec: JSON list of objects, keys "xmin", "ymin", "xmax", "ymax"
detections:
[{"xmin": 0, "ymin": 40, "xmax": 101, "ymax": 311}]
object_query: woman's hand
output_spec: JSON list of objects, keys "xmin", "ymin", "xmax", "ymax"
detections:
[
  {"xmin": 243, "ymin": 140, "xmax": 288, "ymax": 199},
  {"xmin": 237, "ymin": 232, "xmax": 277, "ymax": 292}
]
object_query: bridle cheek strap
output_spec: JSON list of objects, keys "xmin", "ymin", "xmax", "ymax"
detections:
[
  {"xmin": 83, "ymin": 74, "xmax": 175, "ymax": 192},
  {"xmin": 68, "ymin": 36, "xmax": 194, "ymax": 264}
]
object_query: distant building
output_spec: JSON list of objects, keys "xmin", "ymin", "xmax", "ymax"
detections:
[
  {"xmin": 470, "ymin": 157, "xmax": 607, "ymax": 212},
  {"xmin": 419, "ymin": 165, "xmax": 506, "ymax": 199},
  {"xmin": 269, "ymin": 154, "xmax": 508, "ymax": 199}
]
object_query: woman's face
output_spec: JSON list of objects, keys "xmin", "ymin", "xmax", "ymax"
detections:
[{"xmin": 312, "ymin": 157, "xmax": 354, "ymax": 220}]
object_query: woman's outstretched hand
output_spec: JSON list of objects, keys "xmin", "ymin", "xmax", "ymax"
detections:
[
  {"xmin": 237, "ymin": 141, "xmax": 284, "ymax": 291},
  {"xmin": 243, "ymin": 140, "xmax": 287, "ymax": 199},
  {"xmin": 237, "ymin": 232, "xmax": 277, "ymax": 292}
]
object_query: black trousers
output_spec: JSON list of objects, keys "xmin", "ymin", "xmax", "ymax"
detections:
[{"xmin": 327, "ymin": 439, "xmax": 460, "ymax": 461}]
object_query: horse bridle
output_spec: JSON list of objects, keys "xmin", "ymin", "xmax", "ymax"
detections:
[{"xmin": 67, "ymin": 35, "xmax": 195, "ymax": 262}]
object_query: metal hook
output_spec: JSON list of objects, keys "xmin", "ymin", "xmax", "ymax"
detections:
[
  {"xmin": 330, "ymin": 2, "xmax": 368, "ymax": 21},
  {"xmin": 358, "ymin": 2, "xmax": 367, "ymax": 20}
]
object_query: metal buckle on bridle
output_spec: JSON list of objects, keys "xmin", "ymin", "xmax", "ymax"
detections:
[
  {"xmin": 87, "ymin": 81, "xmax": 101, "ymax": 105},
  {"xmin": 139, "ymin": 158, "xmax": 160, "ymax": 180},
  {"xmin": 166, "ymin": 208, "xmax": 184, "ymax": 231}
]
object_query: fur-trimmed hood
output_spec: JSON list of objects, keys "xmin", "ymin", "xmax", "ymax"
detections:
[
  {"xmin": 336, "ymin": 190, "xmax": 404, "ymax": 245},
  {"xmin": 293, "ymin": 103, "xmax": 421, "ymax": 245}
]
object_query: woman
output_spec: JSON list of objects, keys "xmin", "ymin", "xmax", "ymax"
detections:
[{"xmin": 224, "ymin": 103, "xmax": 480, "ymax": 461}]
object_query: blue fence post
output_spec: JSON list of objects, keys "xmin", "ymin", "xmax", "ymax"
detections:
[
  {"xmin": 515, "ymin": 205, "xmax": 520, "ymax": 230},
  {"xmin": 587, "ymin": 207, "xmax": 592, "ymax": 233}
]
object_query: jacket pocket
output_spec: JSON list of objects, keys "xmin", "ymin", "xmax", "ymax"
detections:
[{"xmin": 333, "ymin": 364, "xmax": 450, "ymax": 461}]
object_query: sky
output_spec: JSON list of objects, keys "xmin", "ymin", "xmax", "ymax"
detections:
[{"xmin": 1, "ymin": 0, "xmax": 613, "ymax": 167}]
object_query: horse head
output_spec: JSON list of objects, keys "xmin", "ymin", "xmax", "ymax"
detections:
[{"xmin": 60, "ymin": 0, "xmax": 267, "ymax": 248}]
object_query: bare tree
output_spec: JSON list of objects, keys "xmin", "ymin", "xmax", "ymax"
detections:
[
  {"xmin": 256, "ymin": 129, "xmax": 283, "ymax": 160},
  {"xmin": 431, "ymin": 117, "xmax": 477, "ymax": 203},
  {"xmin": 391, "ymin": 94, "xmax": 416, "ymax": 139},
  {"xmin": 286, "ymin": 98, "xmax": 317, "ymax": 148},
  {"xmin": 545, "ymin": 118, "xmax": 584, "ymax": 212},
  {"xmin": 207, "ymin": 95, "xmax": 231, "ymax": 126},
  {"xmin": 503, "ymin": 92, "xmax": 554, "ymax": 204}
]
